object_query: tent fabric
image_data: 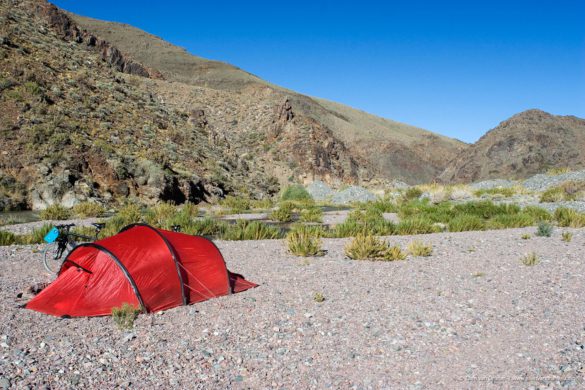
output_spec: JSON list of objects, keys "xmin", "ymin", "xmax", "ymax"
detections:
[{"xmin": 26, "ymin": 224, "xmax": 257, "ymax": 317}]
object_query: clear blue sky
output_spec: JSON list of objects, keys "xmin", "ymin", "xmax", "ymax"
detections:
[{"xmin": 52, "ymin": 0, "xmax": 585, "ymax": 143}]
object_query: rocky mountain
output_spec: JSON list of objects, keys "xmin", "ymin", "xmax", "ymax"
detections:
[
  {"xmin": 68, "ymin": 12, "xmax": 467, "ymax": 184},
  {"xmin": 0, "ymin": 0, "xmax": 468, "ymax": 210},
  {"xmin": 439, "ymin": 110, "xmax": 585, "ymax": 183}
]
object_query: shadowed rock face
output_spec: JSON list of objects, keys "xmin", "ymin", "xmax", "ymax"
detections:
[{"xmin": 439, "ymin": 110, "xmax": 585, "ymax": 183}]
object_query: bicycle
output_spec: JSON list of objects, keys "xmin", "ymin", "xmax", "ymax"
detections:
[{"xmin": 42, "ymin": 223, "xmax": 105, "ymax": 273}]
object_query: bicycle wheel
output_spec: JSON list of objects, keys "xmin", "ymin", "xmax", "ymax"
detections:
[{"xmin": 42, "ymin": 242, "xmax": 62, "ymax": 273}]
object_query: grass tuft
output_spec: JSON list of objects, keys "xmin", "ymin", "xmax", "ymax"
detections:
[
  {"xmin": 561, "ymin": 231, "xmax": 573, "ymax": 242},
  {"xmin": 407, "ymin": 240, "xmax": 433, "ymax": 257},
  {"xmin": 112, "ymin": 303, "xmax": 140, "ymax": 330},
  {"xmin": 535, "ymin": 222, "xmax": 553, "ymax": 237},
  {"xmin": 313, "ymin": 292, "xmax": 325, "ymax": 303},
  {"xmin": 521, "ymin": 252, "xmax": 539, "ymax": 266},
  {"xmin": 73, "ymin": 202, "xmax": 105, "ymax": 218},
  {"xmin": 286, "ymin": 226, "xmax": 323, "ymax": 257}
]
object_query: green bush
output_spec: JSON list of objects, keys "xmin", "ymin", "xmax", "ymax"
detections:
[
  {"xmin": 40, "ymin": 204, "xmax": 71, "ymax": 220},
  {"xmin": 364, "ymin": 198, "xmax": 397, "ymax": 213},
  {"xmin": 397, "ymin": 217, "xmax": 437, "ymax": 235},
  {"xmin": 221, "ymin": 220, "xmax": 282, "ymax": 240},
  {"xmin": 474, "ymin": 187, "xmax": 517, "ymax": 198},
  {"xmin": 144, "ymin": 202, "xmax": 177, "ymax": 229},
  {"xmin": 299, "ymin": 207, "xmax": 323, "ymax": 223},
  {"xmin": 448, "ymin": 215, "xmax": 486, "ymax": 232},
  {"xmin": 117, "ymin": 203, "xmax": 143, "ymax": 224},
  {"xmin": 182, "ymin": 218, "xmax": 227, "ymax": 237},
  {"xmin": 487, "ymin": 213, "xmax": 535, "ymax": 229},
  {"xmin": 286, "ymin": 226, "xmax": 323, "ymax": 257},
  {"xmin": 522, "ymin": 206, "xmax": 552, "ymax": 222},
  {"xmin": 332, "ymin": 209, "xmax": 395, "ymax": 237},
  {"xmin": 112, "ymin": 303, "xmax": 140, "ymax": 330},
  {"xmin": 453, "ymin": 201, "xmax": 520, "ymax": 219},
  {"xmin": 280, "ymin": 185, "xmax": 312, "ymax": 202},
  {"xmin": 270, "ymin": 207, "xmax": 294, "ymax": 222},
  {"xmin": 535, "ymin": 222, "xmax": 553, "ymax": 237},
  {"xmin": 0, "ymin": 230, "xmax": 17, "ymax": 246},
  {"xmin": 221, "ymin": 196, "xmax": 251, "ymax": 214},
  {"xmin": 73, "ymin": 202, "xmax": 105, "ymax": 218}
]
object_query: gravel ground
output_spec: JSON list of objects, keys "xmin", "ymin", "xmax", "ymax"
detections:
[
  {"xmin": 523, "ymin": 170, "xmax": 585, "ymax": 192},
  {"xmin": 1, "ymin": 226, "xmax": 585, "ymax": 389}
]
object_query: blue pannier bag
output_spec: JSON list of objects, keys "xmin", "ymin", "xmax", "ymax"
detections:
[{"xmin": 44, "ymin": 227, "xmax": 59, "ymax": 243}]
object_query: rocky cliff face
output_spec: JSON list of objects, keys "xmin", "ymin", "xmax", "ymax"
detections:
[
  {"xmin": 439, "ymin": 110, "xmax": 585, "ymax": 182},
  {"xmin": 0, "ymin": 0, "xmax": 278, "ymax": 210}
]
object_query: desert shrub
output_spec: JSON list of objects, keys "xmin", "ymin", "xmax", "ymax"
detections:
[
  {"xmin": 112, "ymin": 303, "xmax": 140, "ymax": 330},
  {"xmin": 280, "ymin": 185, "xmax": 312, "ymax": 202},
  {"xmin": 487, "ymin": 213, "xmax": 535, "ymax": 229},
  {"xmin": 0, "ymin": 230, "xmax": 17, "ymax": 246},
  {"xmin": 554, "ymin": 207, "xmax": 585, "ymax": 228},
  {"xmin": 40, "ymin": 204, "xmax": 70, "ymax": 220},
  {"xmin": 286, "ymin": 226, "xmax": 323, "ymax": 257},
  {"xmin": 270, "ymin": 206, "xmax": 294, "ymax": 222},
  {"xmin": 344, "ymin": 233, "xmax": 390, "ymax": 260},
  {"xmin": 299, "ymin": 207, "xmax": 323, "ymax": 223},
  {"xmin": 221, "ymin": 196, "xmax": 251, "ymax": 214},
  {"xmin": 535, "ymin": 222, "xmax": 553, "ymax": 237},
  {"xmin": 73, "ymin": 202, "xmax": 105, "ymax": 218},
  {"xmin": 407, "ymin": 240, "xmax": 433, "ymax": 256},
  {"xmin": 561, "ymin": 231, "xmax": 573, "ymax": 242},
  {"xmin": 397, "ymin": 217, "xmax": 437, "ymax": 235},
  {"xmin": 448, "ymin": 215, "xmax": 486, "ymax": 232},
  {"xmin": 521, "ymin": 252, "xmax": 539, "ymax": 266},
  {"xmin": 521, "ymin": 234, "xmax": 531, "ymax": 240},
  {"xmin": 222, "ymin": 220, "xmax": 282, "ymax": 240},
  {"xmin": 522, "ymin": 206, "xmax": 552, "ymax": 222}
]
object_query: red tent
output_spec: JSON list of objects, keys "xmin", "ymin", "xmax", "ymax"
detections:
[{"xmin": 26, "ymin": 224, "xmax": 257, "ymax": 317}]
